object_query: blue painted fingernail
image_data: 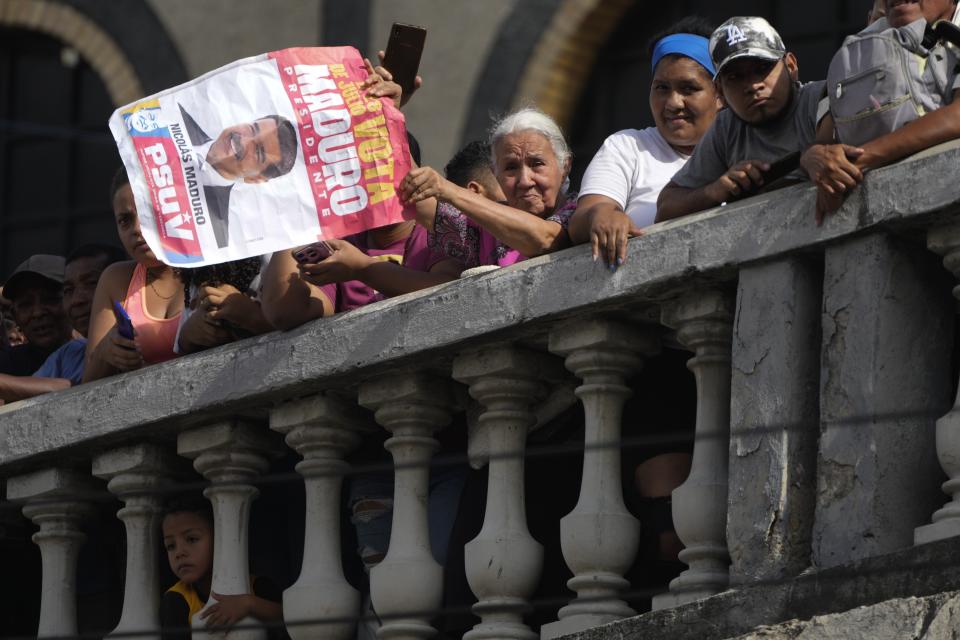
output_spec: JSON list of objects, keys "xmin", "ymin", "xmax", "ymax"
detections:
[{"xmin": 616, "ymin": 257, "xmax": 624, "ymax": 267}]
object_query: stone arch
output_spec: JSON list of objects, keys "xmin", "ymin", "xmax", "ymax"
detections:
[
  {"xmin": 510, "ymin": 0, "xmax": 635, "ymax": 130},
  {"xmin": 0, "ymin": 0, "xmax": 143, "ymax": 106},
  {"xmin": 461, "ymin": 0, "xmax": 635, "ymax": 145}
]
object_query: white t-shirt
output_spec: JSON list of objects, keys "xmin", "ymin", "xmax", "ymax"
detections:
[{"xmin": 578, "ymin": 127, "xmax": 688, "ymax": 228}]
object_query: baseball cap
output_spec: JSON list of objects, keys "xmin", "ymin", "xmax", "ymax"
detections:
[
  {"xmin": 3, "ymin": 254, "xmax": 65, "ymax": 301},
  {"xmin": 710, "ymin": 17, "xmax": 787, "ymax": 78}
]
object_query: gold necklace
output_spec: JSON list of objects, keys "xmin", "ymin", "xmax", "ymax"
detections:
[{"xmin": 146, "ymin": 269, "xmax": 177, "ymax": 300}]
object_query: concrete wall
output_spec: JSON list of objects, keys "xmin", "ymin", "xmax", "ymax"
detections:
[
  {"xmin": 369, "ymin": 0, "xmax": 515, "ymax": 166},
  {"xmin": 145, "ymin": 0, "xmax": 323, "ymax": 77}
]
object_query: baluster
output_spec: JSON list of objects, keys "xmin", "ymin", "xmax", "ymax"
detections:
[
  {"xmin": 652, "ymin": 289, "xmax": 735, "ymax": 610},
  {"xmin": 542, "ymin": 320, "xmax": 660, "ymax": 637},
  {"xmin": 93, "ymin": 444, "xmax": 177, "ymax": 639},
  {"xmin": 271, "ymin": 394, "xmax": 374, "ymax": 639},
  {"xmin": 178, "ymin": 421, "xmax": 282, "ymax": 640},
  {"xmin": 6, "ymin": 468, "xmax": 95, "ymax": 638},
  {"xmin": 358, "ymin": 373, "xmax": 454, "ymax": 640},
  {"xmin": 452, "ymin": 345, "xmax": 549, "ymax": 640},
  {"xmin": 917, "ymin": 223, "xmax": 960, "ymax": 544}
]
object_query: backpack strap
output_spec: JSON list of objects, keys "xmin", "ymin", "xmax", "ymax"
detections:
[{"xmin": 929, "ymin": 20, "xmax": 960, "ymax": 49}]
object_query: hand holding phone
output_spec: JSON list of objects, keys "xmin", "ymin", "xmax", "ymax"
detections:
[
  {"xmin": 292, "ymin": 241, "xmax": 334, "ymax": 265},
  {"xmin": 760, "ymin": 151, "xmax": 802, "ymax": 185},
  {"xmin": 111, "ymin": 300, "xmax": 135, "ymax": 340},
  {"xmin": 382, "ymin": 23, "xmax": 427, "ymax": 102},
  {"xmin": 736, "ymin": 151, "xmax": 803, "ymax": 199}
]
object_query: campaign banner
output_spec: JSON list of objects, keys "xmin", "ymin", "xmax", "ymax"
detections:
[{"xmin": 109, "ymin": 47, "xmax": 412, "ymax": 267}]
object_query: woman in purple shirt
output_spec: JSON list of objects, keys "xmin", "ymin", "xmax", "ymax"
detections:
[{"xmin": 400, "ymin": 107, "xmax": 577, "ymax": 269}]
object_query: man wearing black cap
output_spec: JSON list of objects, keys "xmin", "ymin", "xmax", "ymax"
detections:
[
  {"xmin": 0, "ymin": 245, "xmax": 125, "ymax": 402},
  {"xmin": 0, "ymin": 255, "xmax": 73, "ymax": 376},
  {"xmin": 657, "ymin": 16, "xmax": 829, "ymax": 221}
]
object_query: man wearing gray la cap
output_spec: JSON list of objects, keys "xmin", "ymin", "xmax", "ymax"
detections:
[{"xmin": 657, "ymin": 16, "xmax": 829, "ymax": 221}]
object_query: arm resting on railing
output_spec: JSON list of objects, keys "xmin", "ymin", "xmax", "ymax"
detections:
[
  {"xmin": 858, "ymin": 91, "xmax": 960, "ymax": 170},
  {"xmin": 297, "ymin": 239, "xmax": 464, "ymax": 297},
  {"xmin": 402, "ymin": 167, "xmax": 570, "ymax": 258},
  {"xmin": 568, "ymin": 195, "xmax": 643, "ymax": 266},
  {"xmin": 0, "ymin": 373, "xmax": 70, "ymax": 403},
  {"xmin": 259, "ymin": 250, "xmax": 334, "ymax": 331}
]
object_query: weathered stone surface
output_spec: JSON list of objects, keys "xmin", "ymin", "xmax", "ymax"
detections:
[
  {"xmin": 543, "ymin": 320, "xmax": 660, "ymax": 637},
  {"xmin": 6, "ymin": 467, "xmax": 98, "ymax": 500},
  {"xmin": 922, "ymin": 592, "xmax": 960, "ymax": 638},
  {"xmin": 92, "ymin": 444, "xmax": 175, "ymax": 639},
  {"xmin": 269, "ymin": 393, "xmax": 375, "ymax": 437},
  {"xmin": 270, "ymin": 394, "xmax": 365, "ymax": 640},
  {"xmin": 730, "ymin": 592, "xmax": 960, "ymax": 640},
  {"xmin": 728, "ymin": 257, "xmax": 821, "ymax": 583},
  {"xmin": 814, "ymin": 232, "xmax": 954, "ymax": 569},
  {"xmin": 548, "ymin": 318, "xmax": 660, "ymax": 357},
  {"xmin": 729, "ymin": 622, "xmax": 804, "ymax": 640},
  {"xmin": 91, "ymin": 442, "xmax": 179, "ymax": 479},
  {"xmin": 653, "ymin": 289, "xmax": 735, "ymax": 610},
  {"xmin": 916, "ymin": 221, "xmax": 960, "ymax": 545},
  {"xmin": 177, "ymin": 419, "xmax": 280, "ymax": 462},
  {"xmin": 452, "ymin": 343, "xmax": 559, "ymax": 384},
  {"xmin": 556, "ymin": 537, "xmax": 960, "ymax": 639},
  {"xmin": 1, "ymin": 148, "xmax": 959, "ymax": 471}
]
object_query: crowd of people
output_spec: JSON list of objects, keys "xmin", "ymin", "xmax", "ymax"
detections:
[{"xmin": 2, "ymin": 2, "xmax": 959, "ymax": 636}]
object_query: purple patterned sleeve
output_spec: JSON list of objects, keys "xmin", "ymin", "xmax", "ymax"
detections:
[
  {"xmin": 426, "ymin": 202, "xmax": 481, "ymax": 269},
  {"xmin": 544, "ymin": 191, "xmax": 578, "ymax": 230}
]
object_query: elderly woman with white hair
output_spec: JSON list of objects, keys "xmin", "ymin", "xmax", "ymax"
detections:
[{"xmin": 400, "ymin": 107, "xmax": 576, "ymax": 268}]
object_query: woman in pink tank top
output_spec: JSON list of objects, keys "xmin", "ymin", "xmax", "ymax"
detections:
[
  {"xmin": 121, "ymin": 262, "xmax": 180, "ymax": 365},
  {"xmin": 83, "ymin": 171, "xmax": 183, "ymax": 382}
]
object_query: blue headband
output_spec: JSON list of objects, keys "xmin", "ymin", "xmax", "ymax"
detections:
[{"xmin": 651, "ymin": 33, "xmax": 716, "ymax": 76}]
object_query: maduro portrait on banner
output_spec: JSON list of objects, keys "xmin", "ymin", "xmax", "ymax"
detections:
[{"xmin": 108, "ymin": 46, "xmax": 412, "ymax": 267}]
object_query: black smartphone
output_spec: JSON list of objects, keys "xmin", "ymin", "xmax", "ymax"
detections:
[
  {"xmin": 761, "ymin": 151, "xmax": 802, "ymax": 185},
  {"xmin": 382, "ymin": 23, "xmax": 427, "ymax": 99},
  {"xmin": 292, "ymin": 241, "xmax": 333, "ymax": 265},
  {"xmin": 737, "ymin": 151, "xmax": 802, "ymax": 199},
  {"xmin": 111, "ymin": 300, "xmax": 135, "ymax": 340}
]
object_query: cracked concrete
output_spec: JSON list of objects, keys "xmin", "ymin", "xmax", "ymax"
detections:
[
  {"xmin": 556, "ymin": 537, "xmax": 960, "ymax": 640},
  {"xmin": 813, "ymin": 233, "xmax": 954, "ymax": 569},
  {"xmin": 728, "ymin": 257, "xmax": 822, "ymax": 583},
  {"xmin": 817, "ymin": 458, "xmax": 857, "ymax": 504},
  {"xmin": 730, "ymin": 591, "xmax": 960, "ymax": 640}
]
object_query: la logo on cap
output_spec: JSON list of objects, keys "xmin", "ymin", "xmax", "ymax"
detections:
[{"xmin": 726, "ymin": 24, "xmax": 748, "ymax": 46}]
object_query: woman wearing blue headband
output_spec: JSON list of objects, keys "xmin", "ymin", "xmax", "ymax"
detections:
[
  {"xmin": 566, "ymin": 16, "xmax": 722, "ymax": 584},
  {"xmin": 569, "ymin": 16, "xmax": 722, "ymax": 267}
]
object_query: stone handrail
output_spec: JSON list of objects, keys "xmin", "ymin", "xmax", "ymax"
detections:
[
  {"xmin": 3, "ymin": 146, "xmax": 958, "ymax": 469},
  {"xmin": 2, "ymin": 143, "xmax": 960, "ymax": 639}
]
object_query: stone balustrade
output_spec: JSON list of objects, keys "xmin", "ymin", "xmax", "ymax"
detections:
[{"xmin": 1, "ymin": 145, "xmax": 959, "ymax": 639}]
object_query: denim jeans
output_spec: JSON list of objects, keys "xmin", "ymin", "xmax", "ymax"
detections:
[{"xmin": 347, "ymin": 463, "xmax": 469, "ymax": 571}]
